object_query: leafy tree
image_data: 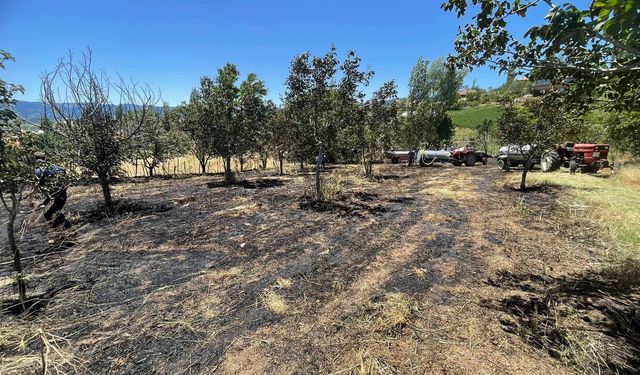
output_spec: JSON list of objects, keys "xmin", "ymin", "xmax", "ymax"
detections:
[
  {"xmin": 262, "ymin": 102, "xmax": 292, "ymax": 175},
  {"xmin": 497, "ymin": 96, "xmax": 571, "ymax": 190},
  {"xmin": 409, "ymin": 57, "xmax": 465, "ymax": 111},
  {"xmin": 174, "ymin": 91, "xmax": 214, "ymax": 175},
  {"xmin": 130, "ymin": 104, "xmax": 186, "ymax": 177},
  {"xmin": 442, "ymin": 0, "xmax": 640, "ymax": 147},
  {"xmin": 359, "ymin": 81, "xmax": 399, "ymax": 176},
  {"xmin": 41, "ymin": 49, "xmax": 158, "ymax": 209},
  {"xmin": 285, "ymin": 48, "xmax": 339, "ymax": 200},
  {"xmin": 602, "ymin": 111, "xmax": 640, "ymax": 157},
  {"xmin": 254, "ymin": 100, "xmax": 277, "ymax": 170},
  {"xmin": 335, "ymin": 50, "xmax": 374, "ymax": 160},
  {"xmin": 406, "ymin": 57, "xmax": 465, "ymax": 147},
  {"xmin": 1, "ymin": 51, "xmax": 49, "ymax": 307},
  {"xmin": 198, "ymin": 64, "xmax": 266, "ymax": 184},
  {"xmin": 434, "ymin": 113, "xmax": 455, "ymax": 145},
  {"xmin": 237, "ymin": 72, "xmax": 268, "ymax": 172}
]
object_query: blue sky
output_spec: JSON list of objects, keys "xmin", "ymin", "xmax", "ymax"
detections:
[{"xmin": 1, "ymin": 0, "xmax": 556, "ymax": 105}]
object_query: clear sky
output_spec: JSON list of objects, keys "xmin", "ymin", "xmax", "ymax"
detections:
[{"xmin": 1, "ymin": 0, "xmax": 555, "ymax": 105}]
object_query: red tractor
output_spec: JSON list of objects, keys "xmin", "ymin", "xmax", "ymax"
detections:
[
  {"xmin": 448, "ymin": 145, "xmax": 490, "ymax": 166},
  {"xmin": 540, "ymin": 143, "xmax": 611, "ymax": 173}
]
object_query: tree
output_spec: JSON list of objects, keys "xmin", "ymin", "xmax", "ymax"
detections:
[
  {"xmin": 1, "ymin": 51, "xmax": 47, "ymax": 307},
  {"xmin": 174, "ymin": 91, "xmax": 214, "ymax": 175},
  {"xmin": 198, "ymin": 64, "xmax": 266, "ymax": 184},
  {"xmin": 41, "ymin": 49, "xmax": 158, "ymax": 209},
  {"xmin": 442, "ymin": 0, "xmax": 640, "ymax": 113},
  {"xmin": 254, "ymin": 100, "xmax": 277, "ymax": 171},
  {"xmin": 475, "ymin": 119, "xmax": 494, "ymax": 154},
  {"xmin": 497, "ymin": 96, "xmax": 571, "ymax": 190},
  {"xmin": 237, "ymin": 72, "xmax": 268, "ymax": 172},
  {"xmin": 285, "ymin": 48, "xmax": 339, "ymax": 200},
  {"xmin": 130, "ymin": 104, "xmax": 186, "ymax": 177},
  {"xmin": 359, "ymin": 81, "xmax": 399, "ymax": 176},
  {"xmin": 262, "ymin": 102, "xmax": 290, "ymax": 175},
  {"xmin": 406, "ymin": 57, "xmax": 465, "ymax": 147},
  {"xmin": 409, "ymin": 57, "xmax": 465, "ymax": 111}
]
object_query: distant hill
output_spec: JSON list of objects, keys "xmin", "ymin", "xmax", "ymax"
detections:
[
  {"xmin": 15, "ymin": 101, "xmax": 51, "ymax": 122},
  {"xmin": 14, "ymin": 101, "xmax": 165, "ymax": 124},
  {"xmin": 448, "ymin": 104, "xmax": 502, "ymax": 129}
]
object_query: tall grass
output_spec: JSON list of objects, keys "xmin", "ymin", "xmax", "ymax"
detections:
[{"xmin": 523, "ymin": 167, "xmax": 640, "ymax": 259}]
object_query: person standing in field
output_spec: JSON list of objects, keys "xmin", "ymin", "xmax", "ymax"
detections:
[{"xmin": 33, "ymin": 153, "xmax": 70, "ymax": 228}]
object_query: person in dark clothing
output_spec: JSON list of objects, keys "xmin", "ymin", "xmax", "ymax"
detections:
[
  {"xmin": 35, "ymin": 163, "xmax": 69, "ymax": 228},
  {"xmin": 315, "ymin": 153, "xmax": 328, "ymax": 171},
  {"xmin": 408, "ymin": 150, "xmax": 416, "ymax": 166}
]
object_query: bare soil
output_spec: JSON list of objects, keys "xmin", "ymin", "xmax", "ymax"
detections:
[{"xmin": 1, "ymin": 164, "xmax": 638, "ymax": 374}]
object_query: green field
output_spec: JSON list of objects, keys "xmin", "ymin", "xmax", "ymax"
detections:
[{"xmin": 449, "ymin": 104, "xmax": 502, "ymax": 129}]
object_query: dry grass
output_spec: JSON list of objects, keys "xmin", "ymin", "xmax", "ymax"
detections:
[
  {"xmin": 421, "ymin": 187, "xmax": 476, "ymax": 201},
  {"xmin": 520, "ymin": 167, "xmax": 640, "ymax": 259},
  {"xmin": 274, "ymin": 277, "xmax": 293, "ymax": 289},
  {"xmin": 303, "ymin": 166, "xmax": 374, "ymax": 201},
  {"xmin": 375, "ymin": 293, "xmax": 413, "ymax": 332},
  {"xmin": 260, "ymin": 289, "xmax": 289, "ymax": 314},
  {"xmin": 0, "ymin": 327, "xmax": 84, "ymax": 375},
  {"xmin": 349, "ymin": 350, "xmax": 396, "ymax": 375}
]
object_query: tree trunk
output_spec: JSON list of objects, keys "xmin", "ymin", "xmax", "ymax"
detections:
[
  {"xmin": 148, "ymin": 166, "xmax": 154, "ymax": 177},
  {"xmin": 299, "ymin": 157, "xmax": 304, "ymax": 170},
  {"xmin": 224, "ymin": 155, "xmax": 234, "ymax": 185},
  {"xmin": 199, "ymin": 158, "xmax": 207, "ymax": 175},
  {"xmin": 6, "ymin": 195, "xmax": 26, "ymax": 308},
  {"xmin": 239, "ymin": 156, "xmax": 245, "ymax": 172},
  {"xmin": 279, "ymin": 155, "xmax": 284, "ymax": 176},
  {"xmin": 99, "ymin": 176, "xmax": 113, "ymax": 209},
  {"xmin": 261, "ymin": 154, "xmax": 268, "ymax": 170},
  {"xmin": 520, "ymin": 158, "xmax": 531, "ymax": 191},
  {"xmin": 363, "ymin": 160, "xmax": 373, "ymax": 177},
  {"xmin": 315, "ymin": 145, "xmax": 323, "ymax": 201}
]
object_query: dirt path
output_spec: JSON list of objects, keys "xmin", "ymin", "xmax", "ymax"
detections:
[{"xmin": 1, "ymin": 165, "xmax": 636, "ymax": 374}]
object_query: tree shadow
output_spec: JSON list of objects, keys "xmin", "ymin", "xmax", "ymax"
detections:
[
  {"xmin": 73, "ymin": 199, "xmax": 175, "ymax": 224},
  {"xmin": 485, "ymin": 266, "xmax": 640, "ymax": 373},
  {"xmin": 207, "ymin": 178, "xmax": 285, "ymax": 189},
  {"xmin": 299, "ymin": 193, "xmax": 387, "ymax": 217}
]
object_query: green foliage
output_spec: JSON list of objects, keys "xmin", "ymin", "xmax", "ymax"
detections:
[
  {"xmin": 500, "ymin": 79, "xmax": 532, "ymax": 97},
  {"xmin": 285, "ymin": 47, "xmax": 341, "ymax": 199},
  {"xmin": 602, "ymin": 111, "xmax": 640, "ymax": 158},
  {"xmin": 442, "ymin": 0, "xmax": 640, "ymax": 110},
  {"xmin": 1, "ymin": 50, "xmax": 46, "ymax": 305},
  {"xmin": 130, "ymin": 105, "xmax": 187, "ymax": 176},
  {"xmin": 497, "ymin": 96, "xmax": 573, "ymax": 190},
  {"xmin": 173, "ymin": 92, "xmax": 214, "ymax": 174},
  {"xmin": 196, "ymin": 64, "xmax": 268, "ymax": 182},
  {"xmin": 238, "ymin": 72, "xmax": 268, "ymax": 169},
  {"xmin": 408, "ymin": 57, "xmax": 465, "ymax": 110},
  {"xmin": 404, "ymin": 57, "xmax": 465, "ymax": 147},
  {"xmin": 355, "ymin": 81, "xmax": 399, "ymax": 176}
]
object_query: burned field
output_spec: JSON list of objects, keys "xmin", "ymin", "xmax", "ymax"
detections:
[{"xmin": 1, "ymin": 165, "xmax": 638, "ymax": 374}]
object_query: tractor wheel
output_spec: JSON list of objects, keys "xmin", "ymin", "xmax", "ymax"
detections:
[
  {"xmin": 541, "ymin": 150, "xmax": 561, "ymax": 172},
  {"xmin": 391, "ymin": 156, "xmax": 399, "ymax": 164},
  {"xmin": 569, "ymin": 159, "xmax": 578, "ymax": 174},
  {"xmin": 464, "ymin": 152, "xmax": 476, "ymax": 167},
  {"xmin": 497, "ymin": 158, "xmax": 510, "ymax": 171},
  {"xmin": 482, "ymin": 157, "xmax": 488, "ymax": 165}
]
